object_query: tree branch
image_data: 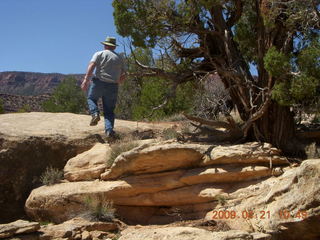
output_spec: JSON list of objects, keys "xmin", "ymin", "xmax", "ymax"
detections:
[{"xmin": 227, "ymin": 0, "xmax": 244, "ymax": 27}]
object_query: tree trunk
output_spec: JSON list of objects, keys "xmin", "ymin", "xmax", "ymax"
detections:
[{"xmin": 249, "ymin": 101, "xmax": 296, "ymax": 152}]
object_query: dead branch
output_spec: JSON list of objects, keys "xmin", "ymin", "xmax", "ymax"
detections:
[
  {"xmin": 242, "ymin": 95, "xmax": 272, "ymax": 138},
  {"xmin": 183, "ymin": 113, "xmax": 237, "ymax": 131}
]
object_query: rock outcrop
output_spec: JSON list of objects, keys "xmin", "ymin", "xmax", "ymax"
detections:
[
  {"xmin": 25, "ymin": 141, "xmax": 289, "ymax": 226},
  {"xmin": 0, "ymin": 112, "xmax": 173, "ymax": 223},
  {"xmin": 0, "ymin": 218, "xmax": 120, "ymax": 240},
  {"xmin": 205, "ymin": 159, "xmax": 320, "ymax": 240},
  {"xmin": 0, "ymin": 220, "xmax": 40, "ymax": 239}
]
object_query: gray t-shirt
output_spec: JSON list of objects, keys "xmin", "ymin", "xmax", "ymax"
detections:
[{"xmin": 90, "ymin": 50, "xmax": 126, "ymax": 83}]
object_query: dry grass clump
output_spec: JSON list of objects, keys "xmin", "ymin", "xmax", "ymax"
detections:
[
  {"xmin": 107, "ymin": 138, "xmax": 139, "ymax": 167},
  {"xmin": 83, "ymin": 195, "xmax": 115, "ymax": 222},
  {"xmin": 162, "ymin": 127, "xmax": 180, "ymax": 140},
  {"xmin": 40, "ymin": 166, "xmax": 63, "ymax": 185}
]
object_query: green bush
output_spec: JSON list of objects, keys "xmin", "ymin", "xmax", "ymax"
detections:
[
  {"xmin": 42, "ymin": 77, "xmax": 86, "ymax": 113},
  {"xmin": 17, "ymin": 104, "xmax": 31, "ymax": 113},
  {"xmin": 132, "ymin": 78, "xmax": 194, "ymax": 121},
  {"xmin": 40, "ymin": 166, "xmax": 63, "ymax": 185}
]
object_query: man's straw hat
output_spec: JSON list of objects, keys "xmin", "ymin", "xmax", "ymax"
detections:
[{"xmin": 101, "ymin": 36, "xmax": 117, "ymax": 47}]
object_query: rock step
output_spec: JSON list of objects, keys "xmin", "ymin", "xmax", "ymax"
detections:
[
  {"xmin": 65, "ymin": 142, "xmax": 289, "ymax": 182},
  {"xmin": 0, "ymin": 220, "xmax": 40, "ymax": 239}
]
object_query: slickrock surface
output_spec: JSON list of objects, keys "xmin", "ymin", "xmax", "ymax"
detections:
[{"xmin": 0, "ymin": 112, "xmax": 175, "ymax": 223}]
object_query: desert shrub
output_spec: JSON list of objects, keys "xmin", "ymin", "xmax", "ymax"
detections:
[
  {"xmin": 115, "ymin": 76, "xmax": 140, "ymax": 119},
  {"xmin": 215, "ymin": 195, "xmax": 227, "ymax": 206},
  {"xmin": 107, "ymin": 141, "xmax": 139, "ymax": 167},
  {"xmin": 17, "ymin": 104, "xmax": 31, "ymax": 113},
  {"xmin": 132, "ymin": 78, "xmax": 194, "ymax": 121},
  {"xmin": 162, "ymin": 127, "xmax": 179, "ymax": 140},
  {"xmin": 40, "ymin": 166, "xmax": 63, "ymax": 185},
  {"xmin": 0, "ymin": 99, "xmax": 4, "ymax": 114},
  {"xmin": 84, "ymin": 195, "xmax": 115, "ymax": 221},
  {"xmin": 42, "ymin": 77, "xmax": 86, "ymax": 113}
]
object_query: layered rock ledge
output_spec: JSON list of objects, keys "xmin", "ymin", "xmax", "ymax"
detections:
[{"xmin": 26, "ymin": 141, "xmax": 289, "ymax": 226}]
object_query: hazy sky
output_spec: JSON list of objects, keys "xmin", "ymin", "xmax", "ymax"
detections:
[{"xmin": 0, "ymin": 0, "xmax": 123, "ymax": 74}]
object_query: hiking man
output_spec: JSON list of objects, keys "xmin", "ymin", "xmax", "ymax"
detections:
[{"xmin": 81, "ymin": 36, "xmax": 126, "ymax": 139}]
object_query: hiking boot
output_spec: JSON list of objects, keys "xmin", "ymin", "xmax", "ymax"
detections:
[
  {"xmin": 106, "ymin": 131, "xmax": 118, "ymax": 142},
  {"xmin": 90, "ymin": 114, "xmax": 100, "ymax": 126}
]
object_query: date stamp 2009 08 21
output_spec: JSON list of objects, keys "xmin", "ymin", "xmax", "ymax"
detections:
[{"xmin": 211, "ymin": 210, "xmax": 308, "ymax": 220}]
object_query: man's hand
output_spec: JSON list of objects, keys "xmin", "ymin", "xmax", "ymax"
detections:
[
  {"xmin": 81, "ymin": 79, "xmax": 90, "ymax": 91},
  {"xmin": 117, "ymin": 73, "xmax": 126, "ymax": 84},
  {"xmin": 82, "ymin": 62, "xmax": 96, "ymax": 91}
]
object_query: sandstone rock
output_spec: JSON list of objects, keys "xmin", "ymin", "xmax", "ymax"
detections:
[
  {"xmin": 0, "ymin": 112, "xmax": 176, "ymax": 223},
  {"xmin": 205, "ymin": 159, "xmax": 320, "ymax": 240},
  {"xmin": 118, "ymin": 227, "xmax": 269, "ymax": 240},
  {"xmin": 26, "ymin": 141, "xmax": 288, "ymax": 224},
  {"xmin": 0, "ymin": 113, "xmax": 174, "ymax": 142},
  {"xmin": 64, "ymin": 143, "xmax": 110, "ymax": 181},
  {"xmin": 0, "ymin": 220, "xmax": 40, "ymax": 239},
  {"xmin": 81, "ymin": 231, "xmax": 91, "ymax": 240},
  {"xmin": 203, "ymin": 142, "xmax": 289, "ymax": 166},
  {"xmin": 40, "ymin": 217, "xmax": 118, "ymax": 239},
  {"xmin": 180, "ymin": 165, "xmax": 283, "ymax": 185},
  {"xmin": 101, "ymin": 143, "xmax": 209, "ymax": 180},
  {"xmin": 101, "ymin": 142, "xmax": 288, "ymax": 181}
]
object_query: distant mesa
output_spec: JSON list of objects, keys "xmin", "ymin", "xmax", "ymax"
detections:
[
  {"xmin": 0, "ymin": 71, "xmax": 84, "ymax": 96},
  {"xmin": 0, "ymin": 71, "xmax": 84, "ymax": 112}
]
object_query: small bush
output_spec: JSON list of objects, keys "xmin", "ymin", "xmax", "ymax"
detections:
[
  {"xmin": 215, "ymin": 195, "xmax": 227, "ymax": 206},
  {"xmin": 40, "ymin": 166, "xmax": 63, "ymax": 185},
  {"xmin": 42, "ymin": 77, "xmax": 86, "ymax": 113},
  {"xmin": 84, "ymin": 195, "xmax": 115, "ymax": 221},
  {"xmin": 107, "ymin": 141, "xmax": 139, "ymax": 167},
  {"xmin": 17, "ymin": 104, "xmax": 31, "ymax": 113},
  {"xmin": 0, "ymin": 99, "xmax": 4, "ymax": 114},
  {"xmin": 162, "ymin": 127, "xmax": 179, "ymax": 140},
  {"xmin": 180, "ymin": 123, "xmax": 193, "ymax": 135}
]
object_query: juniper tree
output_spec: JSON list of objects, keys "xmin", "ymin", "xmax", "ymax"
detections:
[{"xmin": 113, "ymin": 0, "xmax": 320, "ymax": 151}]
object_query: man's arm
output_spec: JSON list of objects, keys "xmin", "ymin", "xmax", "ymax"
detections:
[{"xmin": 81, "ymin": 62, "xmax": 96, "ymax": 91}]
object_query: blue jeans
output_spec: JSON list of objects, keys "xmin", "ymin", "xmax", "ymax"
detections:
[{"xmin": 87, "ymin": 78, "xmax": 118, "ymax": 133}]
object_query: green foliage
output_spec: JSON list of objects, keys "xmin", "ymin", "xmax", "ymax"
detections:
[
  {"xmin": 264, "ymin": 47, "xmax": 291, "ymax": 77},
  {"xmin": 113, "ymin": 0, "xmax": 320, "ymax": 144},
  {"xmin": 298, "ymin": 40, "xmax": 320, "ymax": 78},
  {"xmin": 271, "ymin": 81, "xmax": 292, "ymax": 106},
  {"xmin": 40, "ymin": 166, "xmax": 63, "ymax": 185},
  {"xmin": 17, "ymin": 104, "xmax": 31, "ymax": 113},
  {"xmin": 0, "ymin": 99, "xmax": 4, "ymax": 114},
  {"xmin": 234, "ymin": 5, "xmax": 258, "ymax": 62},
  {"xmin": 271, "ymin": 38, "xmax": 320, "ymax": 107},
  {"xmin": 42, "ymin": 77, "xmax": 86, "ymax": 113},
  {"xmin": 290, "ymin": 74, "xmax": 318, "ymax": 101},
  {"xmin": 132, "ymin": 78, "xmax": 194, "ymax": 121},
  {"xmin": 107, "ymin": 141, "xmax": 139, "ymax": 167},
  {"xmin": 84, "ymin": 195, "xmax": 115, "ymax": 221},
  {"xmin": 116, "ymin": 47, "xmax": 194, "ymax": 121}
]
